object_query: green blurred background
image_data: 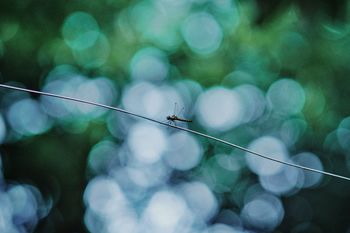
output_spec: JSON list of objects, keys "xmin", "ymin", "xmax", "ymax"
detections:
[{"xmin": 1, "ymin": 0, "xmax": 350, "ymax": 232}]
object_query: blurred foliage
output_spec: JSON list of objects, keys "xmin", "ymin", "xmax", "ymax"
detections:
[
  {"xmin": 251, "ymin": 0, "xmax": 348, "ymax": 25},
  {"xmin": 1, "ymin": 0, "xmax": 350, "ymax": 233}
]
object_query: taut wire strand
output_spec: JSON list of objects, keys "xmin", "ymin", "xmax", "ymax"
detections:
[{"xmin": 1, "ymin": 83, "xmax": 349, "ymax": 181}]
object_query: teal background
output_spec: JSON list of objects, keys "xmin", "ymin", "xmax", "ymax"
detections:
[{"xmin": 1, "ymin": 1, "xmax": 350, "ymax": 232}]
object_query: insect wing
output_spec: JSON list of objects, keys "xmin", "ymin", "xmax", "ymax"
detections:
[
  {"xmin": 173, "ymin": 102, "xmax": 178, "ymax": 116},
  {"xmin": 177, "ymin": 106, "xmax": 185, "ymax": 118}
]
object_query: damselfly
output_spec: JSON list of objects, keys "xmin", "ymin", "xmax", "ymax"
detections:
[{"xmin": 166, "ymin": 103, "xmax": 192, "ymax": 125}]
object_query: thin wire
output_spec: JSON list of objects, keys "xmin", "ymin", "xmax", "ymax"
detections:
[{"xmin": 1, "ymin": 83, "xmax": 350, "ymax": 181}]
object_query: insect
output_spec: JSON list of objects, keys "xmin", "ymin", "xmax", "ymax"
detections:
[{"xmin": 166, "ymin": 103, "xmax": 192, "ymax": 125}]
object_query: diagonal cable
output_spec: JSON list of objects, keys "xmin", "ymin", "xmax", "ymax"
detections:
[{"xmin": 1, "ymin": 83, "xmax": 349, "ymax": 181}]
